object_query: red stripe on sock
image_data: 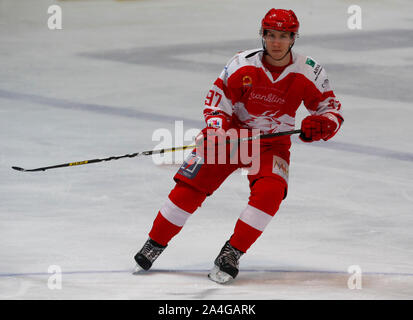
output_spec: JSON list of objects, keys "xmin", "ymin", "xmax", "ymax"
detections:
[
  {"xmin": 229, "ymin": 219, "xmax": 262, "ymax": 253},
  {"xmin": 148, "ymin": 211, "xmax": 182, "ymax": 247}
]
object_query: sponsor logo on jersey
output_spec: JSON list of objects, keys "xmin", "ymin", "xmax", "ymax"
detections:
[
  {"xmin": 305, "ymin": 58, "xmax": 316, "ymax": 67},
  {"xmin": 178, "ymin": 151, "xmax": 203, "ymax": 179},
  {"xmin": 207, "ymin": 117, "xmax": 222, "ymax": 128},
  {"xmin": 313, "ymin": 64, "xmax": 323, "ymax": 81},
  {"xmin": 313, "ymin": 64, "xmax": 321, "ymax": 74},
  {"xmin": 242, "ymin": 75, "xmax": 253, "ymax": 87},
  {"xmin": 224, "ymin": 66, "xmax": 229, "ymax": 79},
  {"xmin": 249, "ymin": 89, "xmax": 286, "ymax": 105},
  {"xmin": 272, "ymin": 155, "xmax": 289, "ymax": 183}
]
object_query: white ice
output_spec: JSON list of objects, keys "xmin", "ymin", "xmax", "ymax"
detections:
[{"xmin": 1, "ymin": 0, "xmax": 413, "ymax": 299}]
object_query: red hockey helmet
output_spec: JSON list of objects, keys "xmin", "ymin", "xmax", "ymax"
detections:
[{"xmin": 261, "ymin": 9, "xmax": 299, "ymax": 34}]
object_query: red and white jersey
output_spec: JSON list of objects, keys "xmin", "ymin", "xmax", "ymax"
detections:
[{"xmin": 203, "ymin": 49, "xmax": 343, "ymax": 140}]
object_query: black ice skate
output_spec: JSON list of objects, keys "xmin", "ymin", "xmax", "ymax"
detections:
[
  {"xmin": 133, "ymin": 238, "xmax": 166, "ymax": 273},
  {"xmin": 208, "ymin": 240, "xmax": 244, "ymax": 284}
]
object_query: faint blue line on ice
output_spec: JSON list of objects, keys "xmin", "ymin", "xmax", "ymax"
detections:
[
  {"xmin": 1, "ymin": 269, "xmax": 413, "ymax": 278},
  {"xmin": 1, "ymin": 88, "xmax": 413, "ymax": 163}
]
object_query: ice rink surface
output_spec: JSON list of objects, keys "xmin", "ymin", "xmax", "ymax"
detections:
[{"xmin": 1, "ymin": 0, "xmax": 413, "ymax": 299}]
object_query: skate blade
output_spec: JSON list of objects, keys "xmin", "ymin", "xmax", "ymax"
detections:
[
  {"xmin": 208, "ymin": 265, "xmax": 234, "ymax": 284},
  {"xmin": 132, "ymin": 264, "xmax": 147, "ymax": 275}
]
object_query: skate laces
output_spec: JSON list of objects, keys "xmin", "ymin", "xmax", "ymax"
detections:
[
  {"xmin": 139, "ymin": 239, "xmax": 165, "ymax": 263},
  {"xmin": 215, "ymin": 241, "xmax": 243, "ymax": 268}
]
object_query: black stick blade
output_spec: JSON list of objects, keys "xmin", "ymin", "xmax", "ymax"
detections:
[{"xmin": 12, "ymin": 166, "xmax": 26, "ymax": 172}]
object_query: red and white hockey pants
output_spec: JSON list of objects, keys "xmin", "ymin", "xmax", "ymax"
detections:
[{"xmin": 148, "ymin": 140, "xmax": 290, "ymax": 253}]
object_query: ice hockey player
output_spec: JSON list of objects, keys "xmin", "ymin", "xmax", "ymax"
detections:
[{"xmin": 133, "ymin": 8, "xmax": 343, "ymax": 284}]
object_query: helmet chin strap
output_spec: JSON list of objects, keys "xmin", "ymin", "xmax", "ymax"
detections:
[{"xmin": 262, "ymin": 38, "xmax": 295, "ymax": 62}]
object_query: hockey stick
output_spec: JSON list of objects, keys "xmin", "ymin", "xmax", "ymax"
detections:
[{"xmin": 11, "ymin": 129, "xmax": 301, "ymax": 172}]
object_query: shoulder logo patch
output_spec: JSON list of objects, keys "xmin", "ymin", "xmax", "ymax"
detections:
[
  {"xmin": 242, "ymin": 75, "xmax": 253, "ymax": 87},
  {"xmin": 305, "ymin": 58, "xmax": 315, "ymax": 68}
]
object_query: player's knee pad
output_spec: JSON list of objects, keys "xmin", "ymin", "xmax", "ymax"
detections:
[
  {"xmin": 168, "ymin": 181, "xmax": 207, "ymax": 214},
  {"xmin": 248, "ymin": 177, "xmax": 286, "ymax": 216}
]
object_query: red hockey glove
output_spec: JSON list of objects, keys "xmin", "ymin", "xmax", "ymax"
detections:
[
  {"xmin": 196, "ymin": 111, "xmax": 231, "ymax": 149},
  {"xmin": 299, "ymin": 115, "xmax": 338, "ymax": 142}
]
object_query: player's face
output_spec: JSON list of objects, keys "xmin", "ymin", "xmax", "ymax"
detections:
[{"xmin": 263, "ymin": 30, "xmax": 294, "ymax": 59}]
